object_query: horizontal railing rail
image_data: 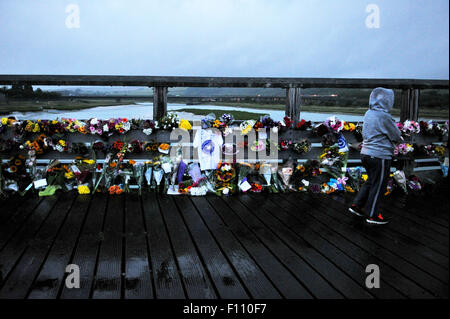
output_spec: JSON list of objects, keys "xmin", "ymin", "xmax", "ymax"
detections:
[{"xmin": 0, "ymin": 74, "xmax": 448, "ymax": 89}]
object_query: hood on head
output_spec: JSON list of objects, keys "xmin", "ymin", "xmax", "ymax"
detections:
[{"xmin": 369, "ymin": 87, "xmax": 394, "ymax": 113}]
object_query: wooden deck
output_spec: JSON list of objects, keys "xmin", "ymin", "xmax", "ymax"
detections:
[{"xmin": 0, "ymin": 185, "xmax": 448, "ymax": 299}]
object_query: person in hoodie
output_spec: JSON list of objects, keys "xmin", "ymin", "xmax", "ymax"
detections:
[{"xmin": 348, "ymin": 87, "xmax": 403, "ymax": 225}]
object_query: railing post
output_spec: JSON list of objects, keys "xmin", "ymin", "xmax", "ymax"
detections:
[
  {"xmin": 153, "ymin": 86, "xmax": 168, "ymax": 121},
  {"xmin": 400, "ymin": 88, "xmax": 419, "ymax": 122},
  {"xmin": 286, "ymin": 87, "xmax": 302, "ymax": 127}
]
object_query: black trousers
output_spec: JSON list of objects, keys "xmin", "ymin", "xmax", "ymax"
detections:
[{"xmin": 353, "ymin": 154, "xmax": 391, "ymax": 217}]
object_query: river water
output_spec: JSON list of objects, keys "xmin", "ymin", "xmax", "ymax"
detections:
[{"xmin": 3, "ymin": 101, "xmax": 399, "ymax": 121}]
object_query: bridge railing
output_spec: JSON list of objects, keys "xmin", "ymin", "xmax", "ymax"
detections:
[{"xmin": 1, "ymin": 74, "xmax": 448, "ymax": 122}]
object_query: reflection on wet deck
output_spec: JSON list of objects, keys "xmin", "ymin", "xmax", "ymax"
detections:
[{"xmin": 0, "ymin": 185, "xmax": 448, "ymax": 299}]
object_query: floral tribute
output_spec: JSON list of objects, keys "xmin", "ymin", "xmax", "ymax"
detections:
[{"xmin": 0, "ymin": 113, "xmax": 447, "ymax": 199}]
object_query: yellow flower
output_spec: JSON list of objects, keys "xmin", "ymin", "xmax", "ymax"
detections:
[
  {"xmin": 241, "ymin": 125, "xmax": 252, "ymax": 135},
  {"xmin": 362, "ymin": 174, "xmax": 368, "ymax": 181},
  {"xmin": 59, "ymin": 140, "xmax": 66, "ymax": 147},
  {"xmin": 179, "ymin": 119, "xmax": 192, "ymax": 130},
  {"xmin": 33, "ymin": 123, "xmax": 40, "ymax": 132},
  {"xmin": 78, "ymin": 185, "xmax": 90, "ymax": 194},
  {"xmin": 65, "ymin": 171, "xmax": 75, "ymax": 179},
  {"xmin": 1, "ymin": 118, "xmax": 7, "ymax": 125},
  {"xmin": 83, "ymin": 159, "xmax": 95, "ymax": 165}
]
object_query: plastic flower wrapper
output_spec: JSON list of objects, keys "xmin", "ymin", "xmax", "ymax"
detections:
[
  {"xmin": 201, "ymin": 113, "xmax": 216, "ymax": 129},
  {"xmin": 393, "ymin": 170, "xmax": 408, "ymax": 194},
  {"xmin": 441, "ymin": 157, "xmax": 449, "ymax": 177},
  {"xmin": 133, "ymin": 162, "xmax": 145, "ymax": 195},
  {"xmin": 188, "ymin": 162, "xmax": 202, "ymax": 184},
  {"xmin": 277, "ymin": 160, "xmax": 295, "ymax": 192},
  {"xmin": 240, "ymin": 120, "xmax": 256, "ymax": 135},
  {"xmin": 160, "ymin": 156, "xmax": 173, "ymax": 194},
  {"xmin": 152, "ymin": 162, "xmax": 164, "ymax": 193},
  {"xmin": 407, "ymin": 175, "xmax": 423, "ymax": 192},
  {"xmin": 319, "ymin": 146, "xmax": 348, "ymax": 179},
  {"xmin": 144, "ymin": 162, "xmax": 153, "ymax": 190},
  {"xmin": 119, "ymin": 161, "xmax": 134, "ymax": 193},
  {"xmin": 179, "ymin": 119, "xmax": 192, "ymax": 131},
  {"xmin": 259, "ymin": 162, "xmax": 278, "ymax": 193},
  {"xmin": 346, "ymin": 167, "xmax": 363, "ymax": 192},
  {"xmin": 237, "ymin": 162, "xmax": 252, "ymax": 193}
]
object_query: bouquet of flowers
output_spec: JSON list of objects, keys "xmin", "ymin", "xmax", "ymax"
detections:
[
  {"xmin": 142, "ymin": 119, "xmax": 156, "ymax": 135},
  {"xmin": 292, "ymin": 139, "xmax": 311, "ymax": 154},
  {"xmin": 240, "ymin": 120, "xmax": 256, "ymax": 135},
  {"xmin": 282, "ymin": 116, "xmax": 293, "ymax": 129},
  {"xmin": 346, "ymin": 167, "xmax": 363, "ymax": 192},
  {"xmin": 319, "ymin": 146, "xmax": 348, "ymax": 179},
  {"xmin": 278, "ymin": 139, "xmax": 292, "ymax": 151},
  {"xmin": 324, "ymin": 116, "xmax": 345, "ymax": 133},
  {"xmin": 215, "ymin": 162, "xmax": 237, "ymax": 195},
  {"xmin": 296, "ymin": 119, "xmax": 312, "ymax": 130},
  {"xmin": 277, "ymin": 161, "xmax": 295, "ymax": 192},
  {"xmin": 237, "ymin": 162, "xmax": 252, "ymax": 193},
  {"xmin": 158, "ymin": 112, "xmax": 179, "ymax": 131},
  {"xmin": 394, "ymin": 143, "xmax": 414, "ymax": 156},
  {"xmin": 396, "ymin": 120, "xmax": 420, "ymax": 136},
  {"xmin": 353, "ymin": 123, "xmax": 363, "ymax": 142}
]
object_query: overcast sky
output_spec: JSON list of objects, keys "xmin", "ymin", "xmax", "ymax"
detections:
[{"xmin": 0, "ymin": 0, "xmax": 448, "ymax": 79}]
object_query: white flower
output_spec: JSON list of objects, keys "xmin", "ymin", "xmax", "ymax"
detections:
[
  {"xmin": 103, "ymin": 124, "xmax": 109, "ymax": 132},
  {"xmin": 122, "ymin": 122, "xmax": 131, "ymax": 131},
  {"xmin": 222, "ymin": 188, "xmax": 229, "ymax": 195},
  {"xmin": 143, "ymin": 128, "xmax": 153, "ymax": 135},
  {"xmin": 90, "ymin": 118, "xmax": 98, "ymax": 125}
]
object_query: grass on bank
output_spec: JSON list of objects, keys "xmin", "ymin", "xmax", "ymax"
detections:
[
  {"xmin": 176, "ymin": 108, "xmax": 268, "ymax": 120},
  {"xmin": 200, "ymin": 102, "xmax": 449, "ymax": 119},
  {"xmin": 0, "ymin": 99, "xmax": 448, "ymax": 119}
]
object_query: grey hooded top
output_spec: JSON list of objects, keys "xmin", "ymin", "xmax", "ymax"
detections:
[{"xmin": 360, "ymin": 87, "xmax": 402, "ymax": 159}]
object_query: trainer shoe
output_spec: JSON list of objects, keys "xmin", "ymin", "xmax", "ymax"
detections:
[
  {"xmin": 366, "ymin": 213, "xmax": 390, "ymax": 225},
  {"xmin": 348, "ymin": 204, "xmax": 364, "ymax": 217}
]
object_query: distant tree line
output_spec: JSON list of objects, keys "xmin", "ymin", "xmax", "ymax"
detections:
[{"xmin": 0, "ymin": 85, "xmax": 61, "ymax": 100}]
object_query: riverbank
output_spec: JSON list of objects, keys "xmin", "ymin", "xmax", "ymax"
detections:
[
  {"xmin": 202, "ymin": 102, "xmax": 449, "ymax": 119},
  {"xmin": 1, "ymin": 100, "xmax": 448, "ymax": 120},
  {"xmin": 0, "ymin": 99, "xmax": 136, "ymax": 115}
]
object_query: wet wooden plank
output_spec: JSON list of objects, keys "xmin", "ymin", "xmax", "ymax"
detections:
[
  {"xmin": 339, "ymin": 193, "xmax": 449, "ymax": 261},
  {"xmin": 0, "ymin": 196, "xmax": 42, "ymax": 250},
  {"xmin": 267, "ymin": 194, "xmax": 433, "ymax": 298},
  {"xmin": 0, "ymin": 194, "xmax": 60, "ymax": 290},
  {"xmin": 92, "ymin": 195, "xmax": 124, "ymax": 299},
  {"xmin": 157, "ymin": 195, "xmax": 217, "ymax": 299},
  {"xmin": 0, "ymin": 195, "xmax": 29, "ymax": 224},
  {"xmin": 317, "ymin": 194, "xmax": 449, "ymax": 280},
  {"xmin": 141, "ymin": 193, "xmax": 185, "ymax": 299},
  {"xmin": 207, "ymin": 196, "xmax": 313, "ymax": 299},
  {"xmin": 60, "ymin": 193, "xmax": 108, "ymax": 299},
  {"xmin": 173, "ymin": 196, "xmax": 248, "ymax": 299},
  {"xmin": 190, "ymin": 197, "xmax": 281, "ymax": 299},
  {"xmin": 0, "ymin": 192, "xmax": 76, "ymax": 299},
  {"xmin": 27, "ymin": 194, "xmax": 92, "ymax": 299},
  {"xmin": 250, "ymin": 194, "xmax": 409, "ymax": 299},
  {"xmin": 231, "ymin": 195, "xmax": 372, "ymax": 299},
  {"xmin": 285, "ymin": 193, "xmax": 448, "ymax": 298},
  {"xmin": 124, "ymin": 193, "xmax": 153, "ymax": 299}
]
